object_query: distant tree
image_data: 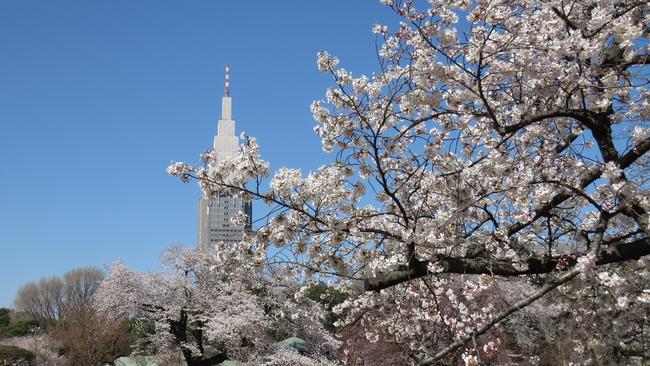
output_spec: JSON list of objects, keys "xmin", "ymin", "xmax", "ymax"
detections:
[
  {"xmin": 61, "ymin": 267, "xmax": 103, "ymax": 311},
  {"xmin": 14, "ymin": 267, "xmax": 103, "ymax": 325},
  {"xmin": 51, "ymin": 306, "xmax": 130, "ymax": 365},
  {"xmin": 96, "ymin": 246, "xmax": 339, "ymax": 366},
  {"xmin": 12, "ymin": 267, "xmax": 131, "ymax": 365},
  {"xmin": 14, "ymin": 276, "xmax": 64, "ymax": 326}
]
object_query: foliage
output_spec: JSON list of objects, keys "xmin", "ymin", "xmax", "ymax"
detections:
[
  {"xmin": 170, "ymin": 0, "xmax": 650, "ymax": 363},
  {"xmin": 306, "ymin": 283, "xmax": 348, "ymax": 332},
  {"xmin": 0, "ymin": 309, "xmax": 9, "ymax": 328},
  {"xmin": 127, "ymin": 317, "xmax": 156, "ymax": 342},
  {"xmin": 306, "ymin": 283, "xmax": 347, "ymax": 308},
  {"xmin": 0, "ymin": 344, "xmax": 34, "ymax": 364},
  {"xmin": 0, "ymin": 309, "xmax": 37, "ymax": 340},
  {"xmin": 0, "ymin": 320, "xmax": 39, "ymax": 339}
]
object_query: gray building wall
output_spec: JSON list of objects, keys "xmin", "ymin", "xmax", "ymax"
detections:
[{"xmin": 198, "ymin": 192, "xmax": 252, "ymax": 249}]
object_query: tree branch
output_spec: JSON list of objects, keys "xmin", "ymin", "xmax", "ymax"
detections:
[{"xmin": 364, "ymin": 237, "xmax": 649, "ymax": 291}]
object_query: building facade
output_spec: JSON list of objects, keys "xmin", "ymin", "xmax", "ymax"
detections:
[{"xmin": 198, "ymin": 65, "xmax": 252, "ymax": 249}]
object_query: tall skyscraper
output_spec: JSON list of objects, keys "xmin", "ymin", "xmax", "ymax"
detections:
[{"xmin": 198, "ymin": 65, "xmax": 252, "ymax": 249}]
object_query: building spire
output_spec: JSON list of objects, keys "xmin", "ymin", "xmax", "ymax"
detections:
[
  {"xmin": 225, "ymin": 64, "xmax": 230, "ymax": 96},
  {"xmin": 220, "ymin": 64, "xmax": 233, "ymax": 121},
  {"xmin": 216, "ymin": 63, "xmax": 236, "ymax": 156}
]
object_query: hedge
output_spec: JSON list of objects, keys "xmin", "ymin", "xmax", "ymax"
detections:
[{"xmin": 0, "ymin": 344, "xmax": 35, "ymax": 364}]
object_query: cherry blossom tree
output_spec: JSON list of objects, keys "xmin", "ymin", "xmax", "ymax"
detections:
[
  {"xmin": 95, "ymin": 246, "xmax": 339, "ymax": 366},
  {"xmin": 170, "ymin": 0, "xmax": 649, "ymax": 363}
]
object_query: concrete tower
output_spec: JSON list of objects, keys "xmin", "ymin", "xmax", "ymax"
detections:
[{"xmin": 198, "ymin": 65, "xmax": 253, "ymax": 249}]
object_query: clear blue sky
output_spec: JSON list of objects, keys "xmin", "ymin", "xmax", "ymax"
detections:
[{"xmin": 0, "ymin": 1, "xmax": 396, "ymax": 307}]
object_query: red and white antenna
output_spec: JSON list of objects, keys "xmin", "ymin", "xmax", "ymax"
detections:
[{"xmin": 225, "ymin": 64, "xmax": 230, "ymax": 96}]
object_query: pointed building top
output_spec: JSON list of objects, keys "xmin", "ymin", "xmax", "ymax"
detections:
[
  {"xmin": 215, "ymin": 63, "xmax": 237, "ymax": 159},
  {"xmin": 225, "ymin": 64, "xmax": 230, "ymax": 96},
  {"xmin": 220, "ymin": 64, "xmax": 233, "ymax": 121}
]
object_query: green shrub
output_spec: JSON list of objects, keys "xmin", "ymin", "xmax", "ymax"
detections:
[
  {"xmin": 0, "ymin": 344, "xmax": 34, "ymax": 363},
  {"xmin": 0, "ymin": 320, "xmax": 39, "ymax": 338},
  {"xmin": 0, "ymin": 309, "xmax": 9, "ymax": 328},
  {"xmin": 128, "ymin": 317, "xmax": 155, "ymax": 341},
  {"xmin": 306, "ymin": 282, "xmax": 347, "ymax": 331}
]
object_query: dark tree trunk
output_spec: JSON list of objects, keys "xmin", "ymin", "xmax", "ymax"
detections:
[{"xmin": 170, "ymin": 310, "xmax": 228, "ymax": 366}]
